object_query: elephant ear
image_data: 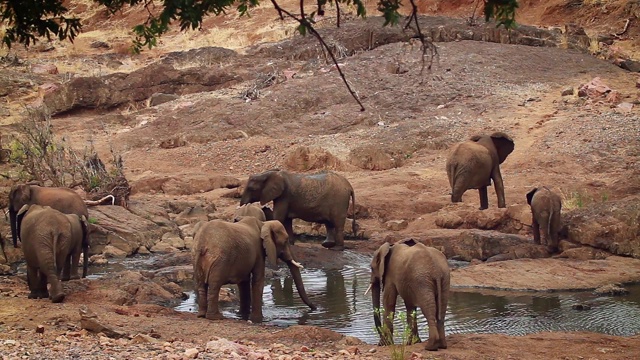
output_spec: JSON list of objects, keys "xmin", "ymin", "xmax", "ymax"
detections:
[
  {"xmin": 260, "ymin": 172, "xmax": 285, "ymax": 205},
  {"xmin": 261, "ymin": 223, "xmax": 278, "ymax": 267},
  {"xmin": 490, "ymin": 132, "xmax": 515, "ymax": 164},
  {"xmin": 373, "ymin": 242, "xmax": 392, "ymax": 288},
  {"xmin": 526, "ymin": 188, "xmax": 538, "ymax": 205}
]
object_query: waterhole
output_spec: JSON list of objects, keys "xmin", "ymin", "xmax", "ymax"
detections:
[{"xmin": 174, "ymin": 251, "xmax": 640, "ymax": 344}]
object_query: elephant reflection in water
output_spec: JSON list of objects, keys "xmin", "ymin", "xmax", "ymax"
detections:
[{"xmin": 270, "ymin": 270, "xmax": 353, "ymax": 322}]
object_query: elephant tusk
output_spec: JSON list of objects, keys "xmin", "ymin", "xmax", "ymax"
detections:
[
  {"xmin": 364, "ymin": 283, "xmax": 373, "ymax": 296},
  {"xmin": 291, "ymin": 260, "xmax": 304, "ymax": 269}
]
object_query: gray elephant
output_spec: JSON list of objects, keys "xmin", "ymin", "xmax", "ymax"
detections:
[
  {"xmin": 233, "ymin": 203, "xmax": 267, "ymax": 222},
  {"xmin": 526, "ymin": 186, "xmax": 562, "ymax": 253},
  {"xmin": 446, "ymin": 132, "xmax": 515, "ymax": 209},
  {"xmin": 240, "ymin": 169, "xmax": 357, "ymax": 250},
  {"xmin": 9, "ymin": 184, "xmax": 90, "ymax": 278},
  {"xmin": 17, "ymin": 205, "xmax": 88, "ymax": 303},
  {"xmin": 367, "ymin": 239, "xmax": 450, "ymax": 351},
  {"xmin": 193, "ymin": 217, "xmax": 315, "ymax": 322}
]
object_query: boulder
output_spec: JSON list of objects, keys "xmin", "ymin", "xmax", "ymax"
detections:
[
  {"xmin": 385, "ymin": 220, "xmax": 408, "ymax": 231},
  {"xmin": 148, "ymin": 93, "xmax": 180, "ymax": 107},
  {"xmin": 131, "ymin": 174, "xmax": 240, "ymax": 195},
  {"xmin": 284, "ymin": 146, "xmax": 351, "ymax": 171},
  {"xmin": 89, "ymin": 206, "xmax": 171, "ymax": 256},
  {"xmin": 174, "ymin": 206, "xmax": 209, "ymax": 226},
  {"xmin": 564, "ymin": 196, "xmax": 640, "ymax": 258},
  {"xmin": 150, "ymin": 242, "xmax": 180, "ymax": 254}
]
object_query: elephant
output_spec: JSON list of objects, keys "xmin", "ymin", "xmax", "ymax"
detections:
[
  {"xmin": 193, "ymin": 216, "xmax": 316, "ymax": 322},
  {"xmin": 367, "ymin": 239, "xmax": 450, "ymax": 351},
  {"xmin": 446, "ymin": 132, "xmax": 515, "ymax": 209},
  {"xmin": 8, "ymin": 184, "xmax": 90, "ymax": 278},
  {"xmin": 16, "ymin": 205, "xmax": 88, "ymax": 303},
  {"xmin": 240, "ymin": 169, "xmax": 357, "ymax": 250},
  {"xmin": 233, "ymin": 203, "xmax": 267, "ymax": 222},
  {"xmin": 526, "ymin": 186, "xmax": 562, "ymax": 253}
]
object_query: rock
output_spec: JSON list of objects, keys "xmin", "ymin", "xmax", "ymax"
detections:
[
  {"xmin": 558, "ymin": 247, "xmax": 611, "ymax": 260},
  {"xmin": 385, "ymin": 219, "xmax": 408, "ymax": 231},
  {"xmin": 90, "ymin": 40, "xmax": 110, "ymax": 49},
  {"xmin": 149, "ymin": 93, "xmax": 180, "ymax": 107},
  {"xmin": 79, "ymin": 306, "xmax": 126, "ymax": 339},
  {"xmin": 435, "ymin": 213, "xmax": 464, "ymax": 229},
  {"xmin": 184, "ymin": 348, "xmax": 199, "ymax": 358},
  {"xmin": 153, "ymin": 265, "xmax": 193, "ymax": 284},
  {"xmin": 150, "ymin": 242, "xmax": 180, "ymax": 254},
  {"xmin": 159, "ymin": 136, "xmax": 187, "ymax": 149},
  {"xmin": 577, "ymin": 77, "xmax": 611, "ymax": 98},
  {"xmin": 137, "ymin": 246, "xmax": 151, "ymax": 255},
  {"xmin": 284, "ymin": 146, "xmax": 350, "ymax": 171},
  {"xmin": 593, "ymin": 284, "xmax": 629, "ymax": 296},
  {"xmin": 561, "ymin": 87, "xmax": 574, "ymax": 96},
  {"xmin": 102, "ymin": 245, "xmax": 128, "ymax": 259},
  {"xmin": 606, "ymin": 90, "xmax": 621, "ymax": 104},
  {"xmin": 0, "ymin": 264, "xmax": 12, "ymax": 274},
  {"xmin": 572, "ymin": 304, "xmax": 591, "ymax": 311},
  {"xmin": 131, "ymin": 333, "xmax": 158, "ymax": 343},
  {"xmin": 175, "ymin": 206, "xmax": 209, "ymax": 226},
  {"xmin": 205, "ymin": 338, "xmax": 248, "ymax": 354},
  {"xmin": 90, "ymin": 254, "xmax": 109, "ymax": 265},
  {"xmin": 31, "ymin": 64, "xmax": 58, "ymax": 74},
  {"xmin": 131, "ymin": 174, "xmax": 240, "ymax": 196},
  {"xmin": 348, "ymin": 145, "xmax": 403, "ymax": 171},
  {"xmin": 300, "ymin": 346, "xmax": 310, "ymax": 352},
  {"xmin": 184, "ymin": 237, "xmax": 194, "ymax": 250},
  {"xmin": 161, "ymin": 232, "xmax": 185, "ymax": 249},
  {"xmin": 36, "ymin": 325, "xmax": 45, "ymax": 333},
  {"xmin": 620, "ymin": 59, "xmax": 640, "ymax": 73},
  {"xmin": 617, "ymin": 102, "xmax": 634, "ymax": 112}
]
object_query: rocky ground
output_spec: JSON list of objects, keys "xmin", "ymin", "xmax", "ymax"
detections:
[{"xmin": 1, "ymin": 0, "xmax": 640, "ymax": 359}]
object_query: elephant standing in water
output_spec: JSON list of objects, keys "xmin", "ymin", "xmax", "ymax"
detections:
[
  {"xmin": 240, "ymin": 169, "xmax": 357, "ymax": 250},
  {"xmin": 526, "ymin": 186, "xmax": 562, "ymax": 253},
  {"xmin": 367, "ymin": 239, "xmax": 450, "ymax": 351},
  {"xmin": 8, "ymin": 184, "xmax": 90, "ymax": 278},
  {"xmin": 17, "ymin": 205, "xmax": 88, "ymax": 303},
  {"xmin": 446, "ymin": 132, "xmax": 515, "ymax": 209},
  {"xmin": 193, "ymin": 217, "xmax": 315, "ymax": 322}
]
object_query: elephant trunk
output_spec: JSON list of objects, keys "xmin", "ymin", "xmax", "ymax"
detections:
[
  {"xmin": 286, "ymin": 261, "xmax": 316, "ymax": 310},
  {"xmin": 371, "ymin": 280, "xmax": 383, "ymax": 337},
  {"xmin": 9, "ymin": 207, "xmax": 17, "ymax": 248},
  {"xmin": 239, "ymin": 194, "xmax": 250, "ymax": 206}
]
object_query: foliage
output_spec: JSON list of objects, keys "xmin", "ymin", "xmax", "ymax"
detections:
[
  {"xmin": 1, "ymin": 0, "xmax": 520, "ymax": 52},
  {"xmin": 10, "ymin": 107, "xmax": 128, "ymax": 201},
  {"xmin": 374, "ymin": 309, "xmax": 418, "ymax": 360}
]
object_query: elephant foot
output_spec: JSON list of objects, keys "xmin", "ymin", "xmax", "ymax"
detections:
[
  {"xmin": 69, "ymin": 275, "xmax": 81, "ymax": 280},
  {"xmin": 439, "ymin": 342, "xmax": 448, "ymax": 349},
  {"xmin": 28, "ymin": 292, "xmax": 39, "ymax": 299},
  {"xmin": 321, "ymin": 240, "xmax": 336, "ymax": 248},
  {"xmin": 425, "ymin": 342, "xmax": 439, "ymax": 351},
  {"xmin": 547, "ymin": 245, "xmax": 559, "ymax": 254},
  {"xmin": 51, "ymin": 293, "xmax": 65, "ymax": 303},
  {"xmin": 249, "ymin": 314, "xmax": 263, "ymax": 323},
  {"xmin": 38, "ymin": 291, "xmax": 50, "ymax": 299},
  {"xmin": 329, "ymin": 245, "xmax": 344, "ymax": 251},
  {"xmin": 205, "ymin": 312, "xmax": 224, "ymax": 321},
  {"xmin": 196, "ymin": 311, "xmax": 207, "ymax": 318},
  {"xmin": 61, "ymin": 276, "xmax": 70, "ymax": 282}
]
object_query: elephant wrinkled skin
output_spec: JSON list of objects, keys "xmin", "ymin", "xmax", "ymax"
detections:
[
  {"xmin": 17, "ymin": 205, "xmax": 88, "ymax": 303},
  {"xmin": 9, "ymin": 184, "xmax": 90, "ymax": 278},
  {"xmin": 446, "ymin": 132, "xmax": 515, "ymax": 209},
  {"xmin": 368, "ymin": 239, "xmax": 450, "ymax": 351},
  {"xmin": 527, "ymin": 186, "xmax": 563, "ymax": 253},
  {"xmin": 233, "ymin": 203, "xmax": 267, "ymax": 222},
  {"xmin": 240, "ymin": 170, "xmax": 357, "ymax": 250},
  {"xmin": 193, "ymin": 217, "xmax": 315, "ymax": 323}
]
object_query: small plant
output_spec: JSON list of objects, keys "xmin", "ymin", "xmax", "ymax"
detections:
[
  {"xmin": 374, "ymin": 309, "xmax": 418, "ymax": 360},
  {"xmin": 88, "ymin": 217, "xmax": 99, "ymax": 225},
  {"xmin": 561, "ymin": 189, "xmax": 592, "ymax": 211}
]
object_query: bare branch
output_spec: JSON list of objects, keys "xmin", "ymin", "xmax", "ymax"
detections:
[{"xmin": 404, "ymin": 0, "xmax": 438, "ymax": 76}]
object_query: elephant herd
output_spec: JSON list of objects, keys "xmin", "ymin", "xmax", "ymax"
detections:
[{"xmin": 4, "ymin": 132, "xmax": 563, "ymax": 350}]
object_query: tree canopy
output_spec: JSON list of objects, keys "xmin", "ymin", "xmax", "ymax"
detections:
[{"xmin": 1, "ymin": 0, "xmax": 519, "ymax": 51}]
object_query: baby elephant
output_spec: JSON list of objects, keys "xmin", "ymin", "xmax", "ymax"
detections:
[
  {"xmin": 17, "ymin": 205, "xmax": 88, "ymax": 303},
  {"xmin": 367, "ymin": 239, "xmax": 450, "ymax": 351},
  {"xmin": 526, "ymin": 187, "xmax": 562, "ymax": 253},
  {"xmin": 233, "ymin": 203, "xmax": 271, "ymax": 222}
]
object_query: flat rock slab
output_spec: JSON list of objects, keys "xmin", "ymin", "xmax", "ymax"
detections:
[{"xmin": 452, "ymin": 256, "xmax": 640, "ymax": 291}]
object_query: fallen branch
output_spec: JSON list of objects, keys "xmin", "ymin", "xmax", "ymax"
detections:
[
  {"xmin": 84, "ymin": 195, "xmax": 115, "ymax": 206},
  {"xmin": 613, "ymin": 18, "xmax": 631, "ymax": 38}
]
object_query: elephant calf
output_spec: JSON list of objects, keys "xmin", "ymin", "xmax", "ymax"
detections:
[
  {"xmin": 17, "ymin": 205, "xmax": 88, "ymax": 303},
  {"xmin": 367, "ymin": 239, "xmax": 450, "ymax": 351},
  {"xmin": 526, "ymin": 187, "xmax": 562, "ymax": 253}
]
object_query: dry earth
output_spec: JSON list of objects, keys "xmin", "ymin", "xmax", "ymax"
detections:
[{"xmin": 1, "ymin": 1, "xmax": 640, "ymax": 359}]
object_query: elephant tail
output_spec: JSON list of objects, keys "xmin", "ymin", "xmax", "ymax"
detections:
[
  {"xmin": 350, "ymin": 189, "xmax": 358, "ymax": 238},
  {"xmin": 436, "ymin": 277, "xmax": 444, "ymax": 322},
  {"xmin": 52, "ymin": 231, "xmax": 60, "ymax": 274},
  {"xmin": 547, "ymin": 208, "xmax": 554, "ymax": 239}
]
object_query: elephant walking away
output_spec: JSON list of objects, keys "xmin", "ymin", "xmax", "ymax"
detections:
[
  {"xmin": 17, "ymin": 205, "xmax": 88, "ymax": 303},
  {"xmin": 367, "ymin": 239, "xmax": 450, "ymax": 351},
  {"xmin": 193, "ymin": 217, "xmax": 315, "ymax": 322},
  {"xmin": 240, "ymin": 169, "xmax": 357, "ymax": 250},
  {"xmin": 446, "ymin": 132, "xmax": 514, "ymax": 209},
  {"xmin": 9, "ymin": 184, "xmax": 90, "ymax": 278},
  {"xmin": 526, "ymin": 186, "xmax": 562, "ymax": 253}
]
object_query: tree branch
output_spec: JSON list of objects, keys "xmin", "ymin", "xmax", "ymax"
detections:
[{"xmin": 404, "ymin": 0, "xmax": 438, "ymax": 76}]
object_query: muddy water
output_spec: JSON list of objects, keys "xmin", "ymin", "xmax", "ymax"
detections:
[{"xmin": 172, "ymin": 251, "xmax": 640, "ymax": 344}]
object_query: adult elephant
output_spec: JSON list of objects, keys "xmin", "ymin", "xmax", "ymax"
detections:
[
  {"xmin": 366, "ymin": 239, "xmax": 450, "ymax": 351},
  {"xmin": 526, "ymin": 186, "xmax": 562, "ymax": 253},
  {"xmin": 17, "ymin": 205, "xmax": 88, "ymax": 303},
  {"xmin": 8, "ymin": 184, "xmax": 90, "ymax": 278},
  {"xmin": 446, "ymin": 132, "xmax": 515, "ymax": 209},
  {"xmin": 193, "ymin": 217, "xmax": 315, "ymax": 322},
  {"xmin": 240, "ymin": 169, "xmax": 357, "ymax": 250}
]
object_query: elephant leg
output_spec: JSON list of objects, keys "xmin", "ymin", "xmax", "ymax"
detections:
[
  {"xmin": 478, "ymin": 186, "xmax": 489, "ymax": 210},
  {"xmin": 284, "ymin": 218, "xmax": 296, "ymax": 245},
  {"xmin": 196, "ymin": 283, "xmax": 208, "ymax": 318},
  {"xmin": 238, "ymin": 281, "xmax": 251, "ymax": 318},
  {"xmin": 69, "ymin": 248, "xmax": 81, "ymax": 280},
  {"xmin": 333, "ymin": 217, "xmax": 347, "ymax": 250},
  {"xmin": 418, "ymin": 292, "xmax": 440, "ymax": 351},
  {"xmin": 491, "ymin": 169, "xmax": 506, "ymax": 208},
  {"xmin": 450, "ymin": 179, "xmax": 465, "ymax": 203},
  {"xmin": 249, "ymin": 272, "xmax": 265, "ymax": 323},
  {"xmin": 61, "ymin": 253, "xmax": 71, "ymax": 281},
  {"xmin": 37, "ymin": 270, "xmax": 51, "ymax": 299},
  {"xmin": 404, "ymin": 303, "xmax": 421, "ymax": 345},
  {"xmin": 204, "ymin": 282, "xmax": 224, "ymax": 320},
  {"xmin": 379, "ymin": 286, "xmax": 398, "ymax": 346},
  {"xmin": 321, "ymin": 223, "xmax": 338, "ymax": 249},
  {"xmin": 532, "ymin": 216, "xmax": 541, "ymax": 245},
  {"xmin": 26, "ymin": 265, "xmax": 40, "ymax": 299},
  {"xmin": 549, "ymin": 215, "xmax": 561, "ymax": 253},
  {"xmin": 437, "ymin": 317, "xmax": 447, "ymax": 349}
]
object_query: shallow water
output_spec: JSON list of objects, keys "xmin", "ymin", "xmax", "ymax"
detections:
[{"xmin": 174, "ymin": 251, "xmax": 640, "ymax": 344}]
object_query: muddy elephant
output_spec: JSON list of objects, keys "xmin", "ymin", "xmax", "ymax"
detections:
[
  {"xmin": 193, "ymin": 217, "xmax": 315, "ymax": 322},
  {"xmin": 526, "ymin": 186, "xmax": 562, "ymax": 253},
  {"xmin": 233, "ymin": 203, "xmax": 267, "ymax": 222},
  {"xmin": 17, "ymin": 205, "xmax": 88, "ymax": 303},
  {"xmin": 367, "ymin": 239, "xmax": 450, "ymax": 351},
  {"xmin": 240, "ymin": 170, "xmax": 357, "ymax": 250},
  {"xmin": 9, "ymin": 184, "xmax": 90, "ymax": 278},
  {"xmin": 446, "ymin": 132, "xmax": 515, "ymax": 209}
]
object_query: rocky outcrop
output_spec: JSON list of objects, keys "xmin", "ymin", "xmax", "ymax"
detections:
[
  {"xmin": 284, "ymin": 146, "xmax": 352, "ymax": 172},
  {"xmin": 131, "ymin": 174, "xmax": 240, "ymax": 195},
  {"xmin": 564, "ymin": 196, "xmax": 640, "ymax": 258}
]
